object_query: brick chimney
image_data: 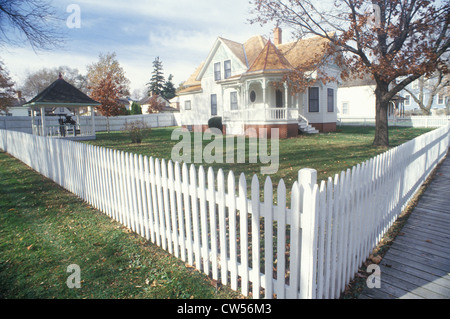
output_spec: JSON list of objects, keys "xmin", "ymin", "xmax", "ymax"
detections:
[{"xmin": 274, "ymin": 27, "xmax": 282, "ymax": 45}]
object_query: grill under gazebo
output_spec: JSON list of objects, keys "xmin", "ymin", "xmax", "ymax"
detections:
[{"xmin": 23, "ymin": 74, "xmax": 101, "ymax": 140}]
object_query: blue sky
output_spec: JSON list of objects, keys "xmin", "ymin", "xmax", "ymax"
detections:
[{"xmin": 1, "ymin": 0, "xmax": 275, "ymax": 97}]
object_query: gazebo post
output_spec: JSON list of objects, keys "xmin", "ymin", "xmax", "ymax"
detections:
[
  {"xmin": 31, "ymin": 107, "xmax": 35, "ymax": 135},
  {"xmin": 90, "ymin": 106, "xmax": 95, "ymax": 136},
  {"xmin": 40, "ymin": 106, "xmax": 46, "ymax": 136}
]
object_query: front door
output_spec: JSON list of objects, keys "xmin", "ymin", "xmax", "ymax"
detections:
[{"xmin": 276, "ymin": 89, "xmax": 283, "ymax": 108}]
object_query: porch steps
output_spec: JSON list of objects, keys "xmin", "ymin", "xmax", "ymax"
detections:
[{"xmin": 298, "ymin": 122, "xmax": 319, "ymax": 134}]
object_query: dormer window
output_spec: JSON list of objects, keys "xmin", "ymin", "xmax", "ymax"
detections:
[
  {"xmin": 214, "ymin": 62, "xmax": 221, "ymax": 81},
  {"xmin": 224, "ymin": 60, "xmax": 231, "ymax": 79}
]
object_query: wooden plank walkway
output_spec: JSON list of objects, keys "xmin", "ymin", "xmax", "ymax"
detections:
[{"xmin": 359, "ymin": 155, "xmax": 450, "ymax": 299}]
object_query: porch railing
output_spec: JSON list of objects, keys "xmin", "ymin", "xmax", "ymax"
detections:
[
  {"xmin": 33, "ymin": 124, "xmax": 95, "ymax": 138},
  {"xmin": 224, "ymin": 107, "xmax": 299, "ymax": 123}
]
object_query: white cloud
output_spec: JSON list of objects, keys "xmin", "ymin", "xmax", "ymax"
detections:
[{"xmin": 1, "ymin": 0, "xmax": 275, "ymax": 93}]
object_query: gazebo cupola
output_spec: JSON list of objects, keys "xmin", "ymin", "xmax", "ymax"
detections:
[{"xmin": 23, "ymin": 74, "xmax": 101, "ymax": 140}]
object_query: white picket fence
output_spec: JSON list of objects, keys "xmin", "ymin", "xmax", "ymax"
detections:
[
  {"xmin": 0, "ymin": 125, "xmax": 449, "ymax": 299},
  {"xmin": 338, "ymin": 116, "xmax": 450, "ymax": 128}
]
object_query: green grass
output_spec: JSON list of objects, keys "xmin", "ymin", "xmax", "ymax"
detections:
[
  {"xmin": 0, "ymin": 151, "xmax": 241, "ymax": 299},
  {"xmin": 85, "ymin": 125, "xmax": 434, "ymax": 193}
]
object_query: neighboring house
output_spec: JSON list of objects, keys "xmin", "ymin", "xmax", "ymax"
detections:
[
  {"xmin": 177, "ymin": 28, "xmax": 341, "ymax": 138},
  {"xmin": 337, "ymin": 74, "xmax": 377, "ymax": 119},
  {"xmin": 139, "ymin": 94, "xmax": 178, "ymax": 114},
  {"xmin": 2, "ymin": 91, "xmax": 28, "ymax": 116},
  {"xmin": 119, "ymin": 96, "xmax": 134, "ymax": 111},
  {"xmin": 400, "ymin": 75, "xmax": 449, "ymax": 114},
  {"xmin": 337, "ymin": 74, "xmax": 405, "ymax": 119}
]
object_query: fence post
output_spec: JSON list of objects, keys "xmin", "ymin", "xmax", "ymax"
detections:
[{"xmin": 298, "ymin": 168, "xmax": 318, "ymax": 299}]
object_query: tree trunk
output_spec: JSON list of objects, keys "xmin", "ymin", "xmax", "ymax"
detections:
[{"xmin": 373, "ymin": 83, "xmax": 390, "ymax": 148}]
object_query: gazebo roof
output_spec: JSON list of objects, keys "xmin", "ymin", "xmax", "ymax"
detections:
[{"xmin": 24, "ymin": 75, "xmax": 100, "ymax": 108}]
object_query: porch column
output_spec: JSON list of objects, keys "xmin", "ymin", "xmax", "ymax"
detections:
[
  {"xmin": 284, "ymin": 83, "xmax": 288, "ymax": 120},
  {"xmin": 90, "ymin": 106, "xmax": 95, "ymax": 136},
  {"xmin": 284, "ymin": 83, "xmax": 289, "ymax": 108},
  {"xmin": 40, "ymin": 107, "xmax": 46, "ymax": 136},
  {"xmin": 263, "ymin": 80, "xmax": 267, "ymax": 107},
  {"xmin": 31, "ymin": 108, "xmax": 35, "ymax": 135}
]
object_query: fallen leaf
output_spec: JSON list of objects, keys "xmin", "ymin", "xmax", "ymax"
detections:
[{"xmin": 370, "ymin": 255, "xmax": 382, "ymax": 264}]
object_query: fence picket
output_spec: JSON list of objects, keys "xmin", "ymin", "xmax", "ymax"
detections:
[
  {"xmin": 136, "ymin": 154, "xmax": 145, "ymax": 237},
  {"xmin": 238, "ymin": 173, "xmax": 249, "ymax": 296},
  {"xmin": 228, "ymin": 170, "xmax": 238, "ymax": 291},
  {"xmin": 162, "ymin": 160, "xmax": 173, "ymax": 254},
  {"xmin": 149, "ymin": 157, "xmax": 161, "ymax": 246},
  {"xmin": 207, "ymin": 167, "xmax": 218, "ymax": 280},
  {"xmin": 198, "ymin": 166, "xmax": 209, "ymax": 274},
  {"xmin": 217, "ymin": 169, "xmax": 227, "ymax": 285},
  {"xmin": 182, "ymin": 163, "xmax": 193, "ymax": 265},
  {"xmin": 251, "ymin": 175, "xmax": 260, "ymax": 299},
  {"xmin": 139, "ymin": 155, "xmax": 150, "ymax": 240},
  {"xmin": 175, "ymin": 162, "xmax": 186, "ymax": 261},
  {"xmin": 168, "ymin": 161, "xmax": 179, "ymax": 256},
  {"xmin": 264, "ymin": 176, "xmax": 273, "ymax": 299},
  {"xmin": 155, "ymin": 159, "xmax": 167, "ymax": 250},
  {"xmin": 288, "ymin": 182, "xmax": 300, "ymax": 299},
  {"xmin": 144, "ymin": 156, "xmax": 155, "ymax": 243},
  {"xmin": 276, "ymin": 179, "xmax": 286, "ymax": 299},
  {"xmin": 189, "ymin": 164, "xmax": 201, "ymax": 270}
]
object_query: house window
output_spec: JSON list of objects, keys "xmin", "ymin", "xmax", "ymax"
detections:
[
  {"xmin": 250, "ymin": 91, "xmax": 256, "ymax": 103},
  {"xmin": 211, "ymin": 94, "xmax": 217, "ymax": 115},
  {"xmin": 404, "ymin": 94, "xmax": 411, "ymax": 106},
  {"xmin": 224, "ymin": 60, "xmax": 232, "ymax": 79},
  {"xmin": 214, "ymin": 62, "xmax": 221, "ymax": 81},
  {"xmin": 327, "ymin": 88, "xmax": 334, "ymax": 112},
  {"xmin": 276, "ymin": 90, "xmax": 283, "ymax": 108},
  {"xmin": 342, "ymin": 102, "xmax": 349, "ymax": 115},
  {"xmin": 230, "ymin": 92, "xmax": 238, "ymax": 110},
  {"xmin": 437, "ymin": 94, "xmax": 444, "ymax": 105},
  {"xmin": 308, "ymin": 87, "xmax": 319, "ymax": 112},
  {"xmin": 184, "ymin": 100, "xmax": 191, "ymax": 110}
]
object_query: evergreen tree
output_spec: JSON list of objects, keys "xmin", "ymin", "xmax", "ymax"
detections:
[
  {"xmin": 162, "ymin": 74, "xmax": 176, "ymax": 100},
  {"xmin": 130, "ymin": 101, "xmax": 142, "ymax": 115},
  {"xmin": 147, "ymin": 57, "xmax": 165, "ymax": 96}
]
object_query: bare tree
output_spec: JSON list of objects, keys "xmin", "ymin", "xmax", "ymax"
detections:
[
  {"xmin": 0, "ymin": 0, "xmax": 64, "ymax": 50},
  {"xmin": 250, "ymin": 0, "xmax": 450, "ymax": 147},
  {"xmin": 404, "ymin": 66, "xmax": 450, "ymax": 115},
  {"xmin": 20, "ymin": 66, "xmax": 87, "ymax": 99}
]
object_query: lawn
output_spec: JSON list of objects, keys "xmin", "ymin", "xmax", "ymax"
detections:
[
  {"xmin": 84, "ymin": 125, "xmax": 434, "ymax": 193},
  {"xmin": 0, "ymin": 151, "xmax": 241, "ymax": 299}
]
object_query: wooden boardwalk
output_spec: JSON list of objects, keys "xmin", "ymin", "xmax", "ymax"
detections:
[{"xmin": 359, "ymin": 155, "xmax": 450, "ymax": 299}]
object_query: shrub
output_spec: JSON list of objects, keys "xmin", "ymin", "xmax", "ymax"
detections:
[
  {"xmin": 208, "ymin": 116, "xmax": 223, "ymax": 132},
  {"xmin": 123, "ymin": 120, "xmax": 151, "ymax": 144}
]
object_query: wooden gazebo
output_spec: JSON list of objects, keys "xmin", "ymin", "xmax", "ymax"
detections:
[{"xmin": 24, "ymin": 74, "xmax": 101, "ymax": 140}]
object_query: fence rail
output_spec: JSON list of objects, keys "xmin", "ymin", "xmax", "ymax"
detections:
[
  {"xmin": 338, "ymin": 116, "xmax": 450, "ymax": 128},
  {"xmin": 0, "ymin": 125, "xmax": 449, "ymax": 299}
]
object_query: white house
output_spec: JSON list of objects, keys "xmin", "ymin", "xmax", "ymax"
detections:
[
  {"xmin": 139, "ymin": 94, "xmax": 179, "ymax": 114},
  {"xmin": 337, "ymin": 74, "xmax": 377, "ymax": 119},
  {"xmin": 337, "ymin": 78, "xmax": 406, "ymax": 120},
  {"xmin": 177, "ymin": 28, "xmax": 340, "ymax": 138}
]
